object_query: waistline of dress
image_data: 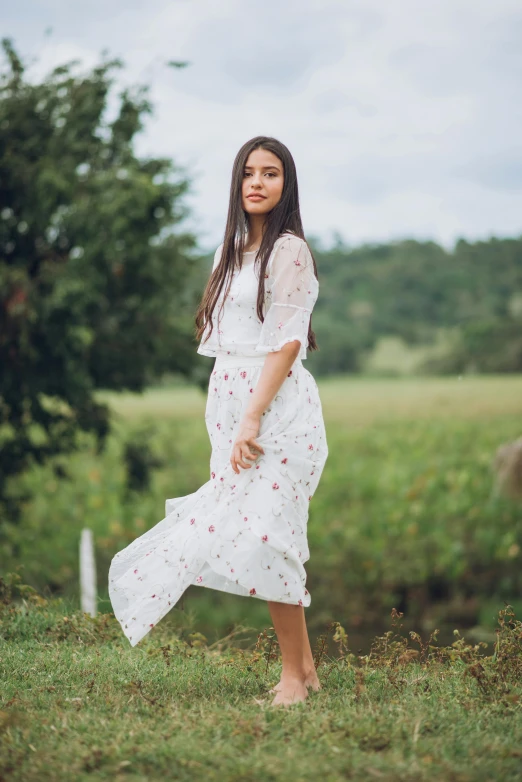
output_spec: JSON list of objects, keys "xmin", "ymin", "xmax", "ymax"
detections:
[{"xmin": 213, "ymin": 353, "xmax": 303, "ymax": 370}]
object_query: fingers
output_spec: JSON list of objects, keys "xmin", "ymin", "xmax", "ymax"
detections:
[
  {"xmin": 230, "ymin": 456, "xmax": 249, "ymax": 473},
  {"xmin": 251, "ymin": 439, "xmax": 265, "ymax": 455},
  {"xmin": 230, "ymin": 441, "xmax": 264, "ymax": 473},
  {"xmin": 230, "ymin": 449, "xmax": 249, "ymax": 473},
  {"xmin": 236, "ymin": 448, "xmax": 255, "ymax": 469}
]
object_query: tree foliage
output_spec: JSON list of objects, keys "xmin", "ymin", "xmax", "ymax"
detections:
[
  {"xmin": 0, "ymin": 40, "xmax": 201, "ymax": 519},
  {"xmin": 309, "ymin": 235, "xmax": 522, "ymax": 375}
]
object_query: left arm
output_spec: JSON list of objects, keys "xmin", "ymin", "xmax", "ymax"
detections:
[
  {"xmin": 230, "ymin": 343, "xmax": 300, "ymax": 474},
  {"xmin": 230, "ymin": 237, "xmax": 317, "ymax": 474}
]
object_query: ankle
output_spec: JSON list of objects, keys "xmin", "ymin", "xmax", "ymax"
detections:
[
  {"xmin": 280, "ymin": 666, "xmax": 307, "ymax": 682},
  {"xmin": 303, "ymin": 662, "xmax": 317, "ymax": 678}
]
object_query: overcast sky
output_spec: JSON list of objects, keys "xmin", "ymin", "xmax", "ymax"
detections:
[{"xmin": 4, "ymin": 0, "xmax": 522, "ymax": 252}]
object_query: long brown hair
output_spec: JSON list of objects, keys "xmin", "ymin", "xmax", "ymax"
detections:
[{"xmin": 194, "ymin": 136, "xmax": 319, "ymax": 352}]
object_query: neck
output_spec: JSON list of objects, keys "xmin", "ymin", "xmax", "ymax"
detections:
[{"xmin": 246, "ymin": 214, "xmax": 265, "ymax": 248}]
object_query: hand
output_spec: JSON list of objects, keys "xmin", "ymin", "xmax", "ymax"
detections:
[{"xmin": 230, "ymin": 416, "xmax": 265, "ymax": 474}]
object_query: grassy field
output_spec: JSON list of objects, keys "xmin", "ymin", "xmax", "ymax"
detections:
[
  {"xmin": 2, "ymin": 376, "xmax": 522, "ymax": 780},
  {"xmin": 102, "ymin": 373, "xmax": 522, "ymax": 424},
  {"xmin": 2, "ymin": 374, "xmax": 522, "ymax": 650},
  {"xmin": 1, "ymin": 574, "xmax": 522, "ymax": 782}
]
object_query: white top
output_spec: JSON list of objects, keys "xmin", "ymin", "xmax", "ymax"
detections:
[{"xmin": 197, "ymin": 232, "xmax": 319, "ymax": 360}]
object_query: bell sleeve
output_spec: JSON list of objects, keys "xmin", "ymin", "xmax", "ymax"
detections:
[
  {"xmin": 211, "ymin": 242, "xmax": 223, "ymax": 272},
  {"xmin": 255, "ymin": 235, "xmax": 319, "ymax": 359},
  {"xmin": 196, "ymin": 243, "xmax": 224, "ymax": 357}
]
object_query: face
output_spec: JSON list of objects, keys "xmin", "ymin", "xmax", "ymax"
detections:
[{"xmin": 241, "ymin": 148, "xmax": 284, "ymax": 216}]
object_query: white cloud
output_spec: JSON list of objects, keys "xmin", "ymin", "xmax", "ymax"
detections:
[{"xmin": 3, "ymin": 0, "xmax": 522, "ymax": 252}]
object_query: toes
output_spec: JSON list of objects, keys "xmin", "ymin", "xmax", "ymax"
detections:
[{"xmin": 270, "ymin": 685, "xmax": 309, "ymax": 707}]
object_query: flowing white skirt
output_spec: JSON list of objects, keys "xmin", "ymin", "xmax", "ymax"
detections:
[{"xmin": 108, "ymin": 353, "xmax": 329, "ymax": 647}]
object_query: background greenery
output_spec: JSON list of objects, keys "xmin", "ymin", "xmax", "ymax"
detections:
[
  {"xmin": 1, "ymin": 40, "xmax": 521, "ymax": 652},
  {"xmin": 306, "ymin": 235, "xmax": 522, "ymax": 377},
  {"xmin": 2, "ymin": 375, "xmax": 521, "ymax": 650},
  {"xmin": 0, "ymin": 39, "xmax": 202, "ymax": 518}
]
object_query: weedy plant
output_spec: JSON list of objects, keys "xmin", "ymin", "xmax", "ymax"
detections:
[
  {"xmin": 309, "ymin": 604, "xmax": 522, "ymax": 705},
  {"xmin": 1, "ymin": 569, "xmax": 521, "ymax": 702}
]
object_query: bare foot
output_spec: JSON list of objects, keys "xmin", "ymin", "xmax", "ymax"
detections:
[
  {"xmin": 269, "ymin": 669, "xmax": 321, "ymax": 694},
  {"xmin": 270, "ymin": 676, "xmax": 308, "ymax": 708}
]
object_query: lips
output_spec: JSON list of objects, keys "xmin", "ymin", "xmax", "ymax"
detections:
[{"xmin": 247, "ymin": 194, "xmax": 266, "ymax": 200}]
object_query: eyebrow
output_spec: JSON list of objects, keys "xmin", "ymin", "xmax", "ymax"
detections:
[{"xmin": 244, "ymin": 165, "xmax": 281, "ymax": 171}]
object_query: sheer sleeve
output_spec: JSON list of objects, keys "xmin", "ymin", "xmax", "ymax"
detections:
[
  {"xmin": 255, "ymin": 234, "xmax": 319, "ymax": 359},
  {"xmin": 212, "ymin": 243, "xmax": 223, "ymax": 272}
]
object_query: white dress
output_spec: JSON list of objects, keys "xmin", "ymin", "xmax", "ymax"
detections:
[{"xmin": 108, "ymin": 232, "xmax": 329, "ymax": 646}]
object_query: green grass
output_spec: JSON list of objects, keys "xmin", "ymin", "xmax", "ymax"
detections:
[{"xmin": 1, "ymin": 576, "xmax": 521, "ymax": 782}]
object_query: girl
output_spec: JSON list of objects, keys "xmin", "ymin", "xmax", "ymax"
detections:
[{"xmin": 109, "ymin": 136, "xmax": 329, "ymax": 707}]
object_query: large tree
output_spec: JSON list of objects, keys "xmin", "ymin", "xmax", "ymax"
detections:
[{"xmin": 0, "ymin": 39, "xmax": 202, "ymax": 519}]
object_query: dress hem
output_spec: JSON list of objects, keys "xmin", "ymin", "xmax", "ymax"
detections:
[{"xmin": 111, "ymin": 548, "xmax": 311, "ymax": 648}]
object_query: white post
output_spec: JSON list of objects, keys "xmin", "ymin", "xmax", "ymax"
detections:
[{"xmin": 79, "ymin": 528, "xmax": 97, "ymax": 617}]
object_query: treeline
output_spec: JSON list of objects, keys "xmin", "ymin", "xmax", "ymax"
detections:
[{"xmin": 306, "ymin": 235, "xmax": 522, "ymax": 375}]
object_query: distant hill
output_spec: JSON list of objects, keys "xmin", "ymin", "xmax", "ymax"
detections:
[{"xmin": 306, "ymin": 235, "xmax": 522, "ymax": 375}]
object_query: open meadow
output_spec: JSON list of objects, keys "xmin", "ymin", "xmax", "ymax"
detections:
[
  {"xmin": 3, "ymin": 373, "xmax": 522, "ymax": 644},
  {"xmin": 2, "ymin": 374, "xmax": 522, "ymax": 780}
]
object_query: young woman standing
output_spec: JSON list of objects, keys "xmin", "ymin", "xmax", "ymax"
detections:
[{"xmin": 109, "ymin": 136, "xmax": 329, "ymax": 707}]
